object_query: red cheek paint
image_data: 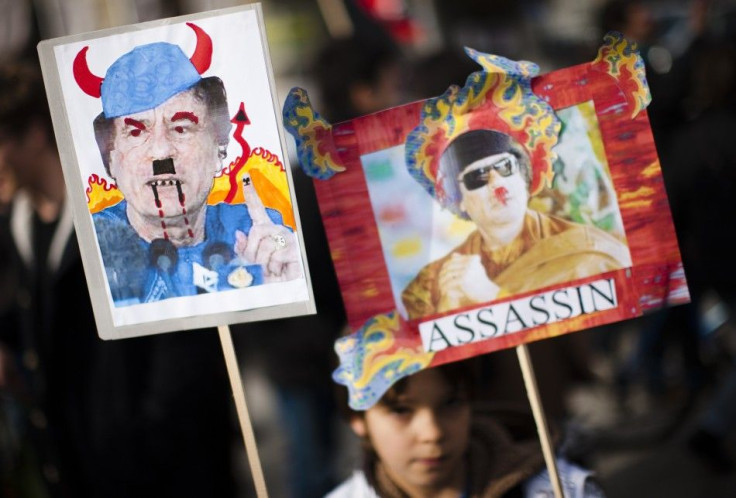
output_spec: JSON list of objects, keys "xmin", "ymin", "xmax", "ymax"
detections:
[{"xmin": 494, "ymin": 186, "xmax": 509, "ymax": 205}]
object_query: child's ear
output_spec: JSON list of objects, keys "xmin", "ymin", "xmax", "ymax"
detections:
[{"xmin": 349, "ymin": 415, "xmax": 368, "ymax": 438}]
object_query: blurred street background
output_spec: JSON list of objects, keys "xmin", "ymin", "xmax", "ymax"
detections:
[{"xmin": 3, "ymin": 0, "xmax": 736, "ymax": 496}]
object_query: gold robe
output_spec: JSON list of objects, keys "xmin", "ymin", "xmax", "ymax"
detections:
[{"xmin": 401, "ymin": 210, "xmax": 632, "ymax": 319}]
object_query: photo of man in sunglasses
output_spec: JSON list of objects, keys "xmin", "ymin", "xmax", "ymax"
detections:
[{"xmin": 401, "ymin": 128, "xmax": 632, "ymax": 320}]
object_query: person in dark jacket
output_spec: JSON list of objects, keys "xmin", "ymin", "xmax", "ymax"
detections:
[{"xmin": 0, "ymin": 60, "xmax": 236, "ymax": 498}]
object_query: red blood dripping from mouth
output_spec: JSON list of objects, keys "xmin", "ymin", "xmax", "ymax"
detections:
[
  {"xmin": 176, "ymin": 181, "xmax": 193, "ymax": 239},
  {"xmin": 494, "ymin": 186, "xmax": 509, "ymax": 205},
  {"xmin": 153, "ymin": 184, "xmax": 170, "ymax": 240},
  {"xmin": 149, "ymin": 181, "xmax": 194, "ymax": 240},
  {"xmin": 175, "ymin": 181, "xmax": 185, "ymax": 205},
  {"xmin": 151, "ymin": 184, "xmax": 162, "ymax": 208}
]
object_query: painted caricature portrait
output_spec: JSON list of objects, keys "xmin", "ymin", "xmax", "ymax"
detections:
[
  {"xmin": 71, "ymin": 23, "xmax": 301, "ymax": 307},
  {"xmin": 32, "ymin": 6, "xmax": 315, "ymax": 338},
  {"xmin": 400, "ymin": 127, "xmax": 632, "ymax": 320}
]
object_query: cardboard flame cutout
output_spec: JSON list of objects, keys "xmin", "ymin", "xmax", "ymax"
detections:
[
  {"xmin": 332, "ymin": 311, "xmax": 435, "ymax": 410},
  {"xmin": 282, "ymin": 88, "xmax": 346, "ymax": 179},
  {"xmin": 591, "ymin": 31, "xmax": 652, "ymax": 119}
]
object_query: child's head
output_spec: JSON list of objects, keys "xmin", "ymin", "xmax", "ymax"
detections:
[
  {"xmin": 348, "ymin": 363, "xmax": 475, "ymax": 496},
  {"xmin": 331, "ymin": 314, "xmax": 479, "ymax": 495}
]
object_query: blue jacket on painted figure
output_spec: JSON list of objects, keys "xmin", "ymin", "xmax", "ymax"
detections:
[{"xmin": 93, "ymin": 201, "xmax": 283, "ymax": 306}]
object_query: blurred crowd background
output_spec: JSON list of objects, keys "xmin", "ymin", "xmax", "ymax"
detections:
[{"xmin": 3, "ymin": 0, "xmax": 736, "ymax": 497}]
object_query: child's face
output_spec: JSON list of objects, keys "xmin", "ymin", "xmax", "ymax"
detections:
[{"xmin": 351, "ymin": 367, "xmax": 472, "ymax": 496}]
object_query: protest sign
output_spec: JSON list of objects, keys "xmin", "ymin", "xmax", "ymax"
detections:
[
  {"xmin": 285, "ymin": 32, "xmax": 688, "ymax": 407},
  {"xmin": 38, "ymin": 6, "xmax": 315, "ymax": 495},
  {"xmin": 38, "ymin": 5, "xmax": 314, "ymax": 340},
  {"xmin": 285, "ymin": 34, "xmax": 687, "ymax": 497}
]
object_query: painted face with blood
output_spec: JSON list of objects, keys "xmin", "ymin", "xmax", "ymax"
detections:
[{"xmin": 108, "ymin": 88, "xmax": 220, "ymax": 246}]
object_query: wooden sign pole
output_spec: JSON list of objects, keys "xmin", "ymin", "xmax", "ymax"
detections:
[
  {"xmin": 516, "ymin": 344, "xmax": 564, "ymax": 498},
  {"xmin": 218, "ymin": 325, "xmax": 269, "ymax": 498}
]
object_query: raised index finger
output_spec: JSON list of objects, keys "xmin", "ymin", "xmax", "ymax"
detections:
[{"xmin": 242, "ymin": 173, "xmax": 272, "ymax": 226}]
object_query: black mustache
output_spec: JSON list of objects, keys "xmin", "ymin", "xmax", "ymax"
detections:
[{"xmin": 152, "ymin": 158, "xmax": 176, "ymax": 176}]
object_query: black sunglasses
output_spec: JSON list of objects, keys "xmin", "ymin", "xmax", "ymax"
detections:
[{"xmin": 459, "ymin": 154, "xmax": 518, "ymax": 190}]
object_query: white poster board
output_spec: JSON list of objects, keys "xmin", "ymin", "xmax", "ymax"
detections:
[{"xmin": 38, "ymin": 4, "xmax": 314, "ymax": 339}]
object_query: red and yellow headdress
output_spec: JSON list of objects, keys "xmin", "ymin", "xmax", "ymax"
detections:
[{"xmin": 405, "ymin": 48, "xmax": 561, "ymax": 219}]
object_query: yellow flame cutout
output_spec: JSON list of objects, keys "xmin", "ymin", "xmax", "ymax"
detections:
[
  {"xmin": 87, "ymin": 148, "xmax": 295, "ymax": 230},
  {"xmin": 592, "ymin": 31, "xmax": 652, "ymax": 118},
  {"xmin": 283, "ymin": 88, "xmax": 345, "ymax": 179},
  {"xmin": 87, "ymin": 174, "xmax": 123, "ymax": 214},
  {"xmin": 351, "ymin": 312, "xmax": 434, "ymax": 390}
]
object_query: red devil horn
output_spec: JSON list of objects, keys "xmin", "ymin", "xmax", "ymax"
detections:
[
  {"xmin": 187, "ymin": 22, "xmax": 212, "ymax": 74},
  {"xmin": 73, "ymin": 46, "xmax": 103, "ymax": 98}
]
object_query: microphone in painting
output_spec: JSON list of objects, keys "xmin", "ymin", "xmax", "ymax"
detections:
[
  {"xmin": 149, "ymin": 238, "xmax": 178, "ymax": 273},
  {"xmin": 202, "ymin": 241, "xmax": 233, "ymax": 272},
  {"xmin": 148, "ymin": 238, "xmax": 180, "ymax": 298},
  {"xmin": 193, "ymin": 241, "xmax": 232, "ymax": 294}
]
